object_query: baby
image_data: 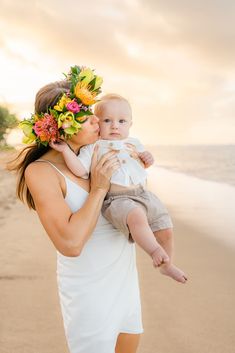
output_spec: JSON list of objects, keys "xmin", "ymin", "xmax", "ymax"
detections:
[{"xmin": 52, "ymin": 94, "xmax": 187, "ymax": 283}]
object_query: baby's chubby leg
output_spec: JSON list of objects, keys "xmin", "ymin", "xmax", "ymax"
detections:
[
  {"xmin": 154, "ymin": 229, "xmax": 187, "ymax": 283},
  {"xmin": 127, "ymin": 207, "xmax": 169, "ymax": 267},
  {"xmin": 154, "ymin": 228, "xmax": 174, "ymax": 260}
]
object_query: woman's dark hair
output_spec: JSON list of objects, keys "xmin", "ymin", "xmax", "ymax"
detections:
[{"xmin": 8, "ymin": 80, "xmax": 70, "ymax": 209}]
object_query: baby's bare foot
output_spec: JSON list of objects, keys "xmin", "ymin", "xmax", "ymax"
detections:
[
  {"xmin": 151, "ymin": 246, "xmax": 169, "ymax": 267},
  {"xmin": 160, "ymin": 264, "xmax": 188, "ymax": 283}
]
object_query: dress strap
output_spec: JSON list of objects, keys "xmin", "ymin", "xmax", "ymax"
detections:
[{"xmin": 35, "ymin": 159, "xmax": 67, "ymax": 179}]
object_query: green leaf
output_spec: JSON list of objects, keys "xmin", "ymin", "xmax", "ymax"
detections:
[
  {"xmin": 75, "ymin": 111, "xmax": 90, "ymax": 117},
  {"xmin": 39, "ymin": 140, "xmax": 49, "ymax": 147},
  {"xmin": 64, "ymin": 126, "xmax": 79, "ymax": 134}
]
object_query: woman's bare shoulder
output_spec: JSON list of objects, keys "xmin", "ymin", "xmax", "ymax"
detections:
[
  {"xmin": 25, "ymin": 161, "xmax": 60, "ymax": 190},
  {"xmin": 25, "ymin": 160, "xmax": 50, "ymax": 176}
]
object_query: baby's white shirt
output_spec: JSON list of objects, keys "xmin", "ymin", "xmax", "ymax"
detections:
[{"xmin": 77, "ymin": 137, "xmax": 147, "ymax": 186}]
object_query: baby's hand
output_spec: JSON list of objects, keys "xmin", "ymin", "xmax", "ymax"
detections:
[
  {"xmin": 49, "ymin": 139, "xmax": 69, "ymax": 153},
  {"xmin": 138, "ymin": 151, "xmax": 154, "ymax": 168},
  {"xmin": 125, "ymin": 143, "xmax": 141, "ymax": 161}
]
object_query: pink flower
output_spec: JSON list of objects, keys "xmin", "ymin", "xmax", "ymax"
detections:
[
  {"xmin": 66, "ymin": 100, "xmax": 80, "ymax": 113},
  {"xmin": 33, "ymin": 113, "xmax": 59, "ymax": 142}
]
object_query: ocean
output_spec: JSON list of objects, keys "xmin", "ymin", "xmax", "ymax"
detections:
[
  {"xmin": 148, "ymin": 145, "xmax": 235, "ymax": 187},
  {"xmin": 145, "ymin": 145, "xmax": 235, "ymax": 247}
]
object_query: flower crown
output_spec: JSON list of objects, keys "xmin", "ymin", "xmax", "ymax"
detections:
[{"xmin": 19, "ymin": 65, "xmax": 103, "ymax": 146}]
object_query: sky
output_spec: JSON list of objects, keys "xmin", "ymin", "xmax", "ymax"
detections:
[{"xmin": 0, "ymin": 0, "xmax": 235, "ymax": 145}]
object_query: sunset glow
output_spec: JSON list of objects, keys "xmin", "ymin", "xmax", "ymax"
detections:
[{"xmin": 1, "ymin": 0, "xmax": 235, "ymax": 145}]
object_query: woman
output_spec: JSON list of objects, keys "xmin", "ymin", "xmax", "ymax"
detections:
[{"xmin": 10, "ymin": 68, "xmax": 143, "ymax": 353}]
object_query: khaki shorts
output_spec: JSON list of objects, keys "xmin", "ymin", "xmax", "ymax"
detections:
[{"xmin": 102, "ymin": 185, "xmax": 173, "ymax": 242}]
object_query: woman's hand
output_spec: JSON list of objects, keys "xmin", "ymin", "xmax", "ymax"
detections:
[{"xmin": 90, "ymin": 146, "xmax": 120, "ymax": 193}]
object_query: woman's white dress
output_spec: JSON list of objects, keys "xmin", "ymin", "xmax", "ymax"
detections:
[{"xmin": 41, "ymin": 161, "xmax": 143, "ymax": 353}]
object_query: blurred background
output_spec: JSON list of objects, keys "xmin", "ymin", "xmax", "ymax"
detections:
[
  {"xmin": 1, "ymin": 0, "xmax": 235, "ymax": 146},
  {"xmin": 0, "ymin": 1, "xmax": 235, "ymax": 353}
]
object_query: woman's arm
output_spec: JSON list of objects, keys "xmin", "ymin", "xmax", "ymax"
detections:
[{"xmin": 25, "ymin": 149, "xmax": 119, "ymax": 257}]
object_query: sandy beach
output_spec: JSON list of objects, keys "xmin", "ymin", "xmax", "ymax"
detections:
[{"xmin": 0, "ymin": 151, "xmax": 235, "ymax": 353}]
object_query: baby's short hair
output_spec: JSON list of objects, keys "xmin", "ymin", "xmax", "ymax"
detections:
[{"xmin": 94, "ymin": 93, "xmax": 131, "ymax": 116}]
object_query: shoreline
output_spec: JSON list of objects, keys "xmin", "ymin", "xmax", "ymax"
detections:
[{"xmin": 148, "ymin": 166, "xmax": 235, "ymax": 249}]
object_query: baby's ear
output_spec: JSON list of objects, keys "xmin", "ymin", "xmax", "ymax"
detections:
[{"xmin": 130, "ymin": 120, "xmax": 133, "ymax": 126}]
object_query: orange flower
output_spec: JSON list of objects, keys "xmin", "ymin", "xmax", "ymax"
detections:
[{"xmin": 74, "ymin": 82, "xmax": 97, "ymax": 105}]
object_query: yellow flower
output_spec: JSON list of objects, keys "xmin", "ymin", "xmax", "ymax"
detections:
[
  {"xmin": 33, "ymin": 114, "xmax": 40, "ymax": 121},
  {"xmin": 93, "ymin": 76, "xmax": 103, "ymax": 90},
  {"xmin": 58, "ymin": 111, "xmax": 75, "ymax": 129},
  {"xmin": 19, "ymin": 120, "xmax": 36, "ymax": 143},
  {"xmin": 22, "ymin": 135, "xmax": 36, "ymax": 144},
  {"xmin": 76, "ymin": 116, "xmax": 88, "ymax": 123},
  {"xmin": 64, "ymin": 123, "xmax": 81, "ymax": 135},
  {"xmin": 74, "ymin": 82, "xmax": 97, "ymax": 105},
  {"xmin": 54, "ymin": 94, "xmax": 72, "ymax": 111},
  {"xmin": 57, "ymin": 112, "xmax": 82, "ymax": 135},
  {"xmin": 78, "ymin": 68, "xmax": 94, "ymax": 85}
]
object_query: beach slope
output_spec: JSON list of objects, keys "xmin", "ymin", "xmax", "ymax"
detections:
[{"xmin": 0, "ymin": 154, "xmax": 234, "ymax": 353}]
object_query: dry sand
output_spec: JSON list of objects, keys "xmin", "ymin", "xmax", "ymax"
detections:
[{"xmin": 0, "ymin": 151, "xmax": 234, "ymax": 353}]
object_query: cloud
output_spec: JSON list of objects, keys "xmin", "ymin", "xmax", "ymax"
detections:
[
  {"xmin": 0, "ymin": 1, "xmax": 130, "ymax": 66},
  {"xmin": 0, "ymin": 0, "xmax": 188, "ymax": 78},
  {"xmin": 139, "ymin": 0, "xmax": 235, "ymax": 70},
  {"xmin": 0, "ymin": 0, "xmax": 234, "ymax": 144},
  {"xmin": 1, "ymin": 0, "xmax": 235, "ymax": 74}
]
